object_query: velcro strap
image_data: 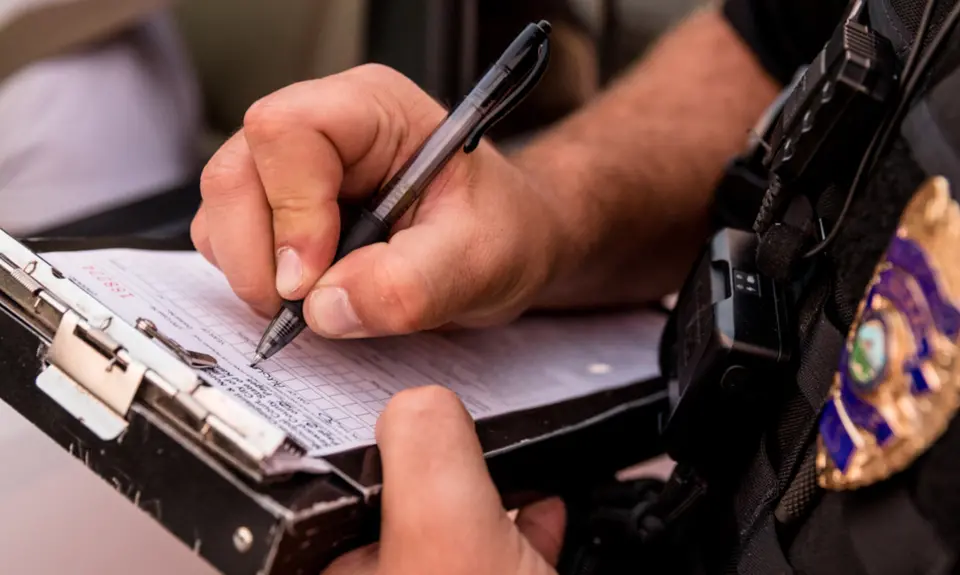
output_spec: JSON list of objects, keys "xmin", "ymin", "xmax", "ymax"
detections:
[
  {"xmin": 774, "ymin": 443, "xmax": 821, "ymax": 527},
  {"xmin": 901, "ymin": 87, "xmax": 960, "ymax": 191},
  {"xmin": 795, "ymin": 305, "xmax": 843, "ymax": 411},
  {"xmin": 900, "ymin": 28, "xmax": 960, "ymax": 193},
  {"xmin": 735, "ymin": 277, "xmax": 843, "ymax": 574},
  {"xmin": 738, "ymin": 511, "xmax": 794, "ymax": 575},
  {"xmin": 734, "ymin": 435, "xmax": 794, "ymax": 575}
]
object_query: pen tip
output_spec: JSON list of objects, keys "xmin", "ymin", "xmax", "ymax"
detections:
[{"xmin": 250, "ymin": 353, "xmax": 264, "ymax": 368}]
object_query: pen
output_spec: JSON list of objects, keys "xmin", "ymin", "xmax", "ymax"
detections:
[{"xmin": 251, "ymin": 20, "xmax": 553, "ymax": 366}]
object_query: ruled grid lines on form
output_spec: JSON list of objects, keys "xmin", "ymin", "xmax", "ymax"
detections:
[
  {"xmin": 98, "ymin": 253, "xmax": 510, "ymax": 449},
  {"xmin": 116, "ymin": 256, "xmax": 401, "ymax": 445}
]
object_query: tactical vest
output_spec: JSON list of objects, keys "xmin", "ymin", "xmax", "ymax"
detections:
[{"xmin": 559, "ymin": 1, "xmax": 960, "ymax": 574}]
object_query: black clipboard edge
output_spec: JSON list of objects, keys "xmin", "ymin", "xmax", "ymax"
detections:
[{"xmin": 4, "ymin": 236, "xmax": 671, "ymax": 573}]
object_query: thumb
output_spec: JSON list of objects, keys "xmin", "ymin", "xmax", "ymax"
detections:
[
  {"xmin": 302, "ymin": 206, "xmax": 539, "ymax": 338},
  {"xmin": 374, "ymin": 387, "xmax": 520, "ymax": 574}
]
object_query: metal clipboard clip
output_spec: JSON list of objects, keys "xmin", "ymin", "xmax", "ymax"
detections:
[
  {"xmin": 134, "ymin": 318, "xmax": 217, "ymax": 369},
  {"xmin": 0, "ymin": 231, "xmax": 350, "ymax": 486}
]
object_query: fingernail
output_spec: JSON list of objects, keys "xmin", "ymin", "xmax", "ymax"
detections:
[
  {"xmin": 308, "ymin": 287, "xmax": 362, "ymax": 337},
  {"xmin": 275, "ymin": 247, "xmax": 303, "ymax": 296}
]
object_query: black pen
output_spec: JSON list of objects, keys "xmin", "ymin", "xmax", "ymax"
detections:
[{"xmin": 251, "ymin": 20, "xmax": 553, "ymax": 366}]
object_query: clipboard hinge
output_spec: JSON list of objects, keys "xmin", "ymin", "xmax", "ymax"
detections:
[
  {"xmin": 36, "ymin": 309, "xmax": 306, "ymax": 480},
  {"xmin": 0, "ymin": 232, "xmax": 334, "ymax": 484},
  {"xmin": 38, "ymin": 310, "xmax": 145, "ymax": 440}
]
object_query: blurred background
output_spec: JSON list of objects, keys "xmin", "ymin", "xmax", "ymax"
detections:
[
  {"xmin": 1, "ymin": 0, "xmax": 706, "ymax": 243},
  {"xmin": 0, "ymin": 1, "xmax": 697, "ymax": 573}
]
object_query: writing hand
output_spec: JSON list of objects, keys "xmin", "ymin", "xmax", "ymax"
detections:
[{"xmin": 192, "ymin": 64, "xmax": 566, "ymax": 338}]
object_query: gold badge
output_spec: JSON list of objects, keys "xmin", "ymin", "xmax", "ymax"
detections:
[{"xmin": 817, "ymin": 177, "xmax": 960, "ymax": 490}]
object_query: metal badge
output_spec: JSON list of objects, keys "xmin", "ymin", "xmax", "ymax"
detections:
[{"xmin": 818, "ymin": 176, "xmax": 960, "ymax": 490}]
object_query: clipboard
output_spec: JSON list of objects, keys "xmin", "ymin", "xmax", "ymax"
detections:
[{"xmin": 0, "ymin": 231, "xmax": 669, "ymax": 575}]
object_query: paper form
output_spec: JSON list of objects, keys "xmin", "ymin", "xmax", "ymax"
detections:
[{"xmin": 43, "ymin": 250, "xmax": 664, "ymax": 456}]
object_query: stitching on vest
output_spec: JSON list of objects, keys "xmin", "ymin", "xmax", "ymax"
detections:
[{"xmin": 880, "ymin": 0, "xmax": 910, "ymax": 55}]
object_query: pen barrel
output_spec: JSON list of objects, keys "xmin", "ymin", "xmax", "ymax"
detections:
[
  {"xmin": 469, "ymin": 65, "xmax": 514, "ymax": 112},
  {"xmin": 366, "ymin": 22, "xmax": 550, "ymax": 226},
  {"xmin": 368, "ymin": 102, "xmax": 485, "ymax": 224}
]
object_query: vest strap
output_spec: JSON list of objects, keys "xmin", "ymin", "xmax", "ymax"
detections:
[{"xmin": 901, "ymin": 60, "xmax": 960, "ymax": 192}]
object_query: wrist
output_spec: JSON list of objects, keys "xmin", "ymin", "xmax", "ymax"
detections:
[
  {"xmin": 509, "ymin": 137, "xmax": 614, "ymax": 305},
  {"xmin": 508, "ymin": 131, "xmax": 709, "ymax": 309},
  {"xmin": 446, "ymin": 141, "xmax": 577, "ymax": 326}
]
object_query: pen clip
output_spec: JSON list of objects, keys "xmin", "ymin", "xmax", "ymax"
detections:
[{"xmin": 463, "ymin": 38, "xmax": 551, "ymax": 154}]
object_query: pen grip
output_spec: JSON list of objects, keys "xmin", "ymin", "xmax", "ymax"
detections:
[
  {"xmin": 333, "ymin": 210, "xmax": 390, "ymax": 264},
  {"xmin": 282, "ymin": 298, "xmax": 305, "ymax": 316}
]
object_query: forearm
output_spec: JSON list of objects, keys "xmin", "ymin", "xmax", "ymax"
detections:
[{"xmin": 514, "ymin": 7, "xmax": 780, "ymax": 308}]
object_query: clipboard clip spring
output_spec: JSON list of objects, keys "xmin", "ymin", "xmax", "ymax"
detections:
[{"xmin": 135, "ymin": 318, "xmax": 217, "ymax": 370}]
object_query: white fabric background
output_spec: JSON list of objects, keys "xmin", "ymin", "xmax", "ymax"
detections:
[{"xmin": 0, "ymin": 12, "xmax": 200, "ymax": 235}]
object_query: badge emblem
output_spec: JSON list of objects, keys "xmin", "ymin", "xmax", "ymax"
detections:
[{"xmin": 817, "ymin": 177, "xmax": 960, "ymax": 490}]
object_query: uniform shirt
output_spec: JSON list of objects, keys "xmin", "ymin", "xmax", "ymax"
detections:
[{"xmin": 722, "ymin": 0, "xmax": 850, "ymax": 85}]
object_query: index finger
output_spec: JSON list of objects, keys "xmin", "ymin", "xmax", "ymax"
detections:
[
  {"xmin": 240, "ymin": 65, "xmax": 449, "ymax": 301},
  {"xmin": 199, "ymin": 130, "xmax": 279, "ymax": 315}
]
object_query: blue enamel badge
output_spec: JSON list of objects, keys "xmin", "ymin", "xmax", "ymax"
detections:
[{"xmin": 817, "ymin": 177, "xmax": 960, "ymax": 490}]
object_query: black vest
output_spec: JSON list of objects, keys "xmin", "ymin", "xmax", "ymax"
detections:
[
  {"xmin": 710, "ymin": 1, "xmax": 960, "ymax": 572},
  {"xmin": 559, "ymin": 2, "xmax": 960, "ymax": 574}
]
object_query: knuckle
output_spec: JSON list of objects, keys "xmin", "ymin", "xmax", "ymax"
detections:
[
  {"xmin": 351, "ymin": 63, "xmax": 409, "ymax": 86},
  {"xmin": 349, "ymin": 63, "xmax": 436, "ymax": 121},
  {"xmin": 269, "ymin": 201, "xmax": 337, "ymax": 257},
  {"xmin": 242, "ymin": 97, "xmax": 289, "ymax": 144},
  {"xmin": 268, "ymin": 189, "xmax": 324, "ymax": 215},
  {"xmin": 199, "ymin": 148, "xmax": 250, "ymax": 204},
  {"xmin": 198, "ymin": 158, "xmax": 228, "ymax": 198}
]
